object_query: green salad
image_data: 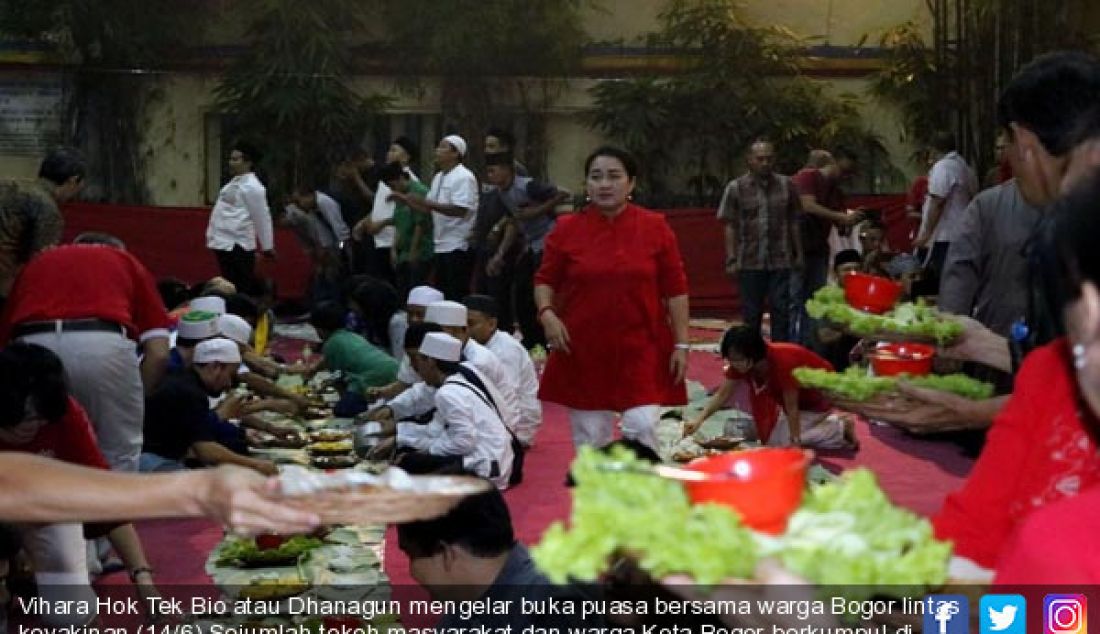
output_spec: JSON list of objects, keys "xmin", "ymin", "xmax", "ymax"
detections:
[
  {"xmin": 216, "ymin": 535, "xmax": 324, "ymax": 567},
  {"xmin": 793, "ymin": 366, "xmax": 994, "ymax": 401},
  {"xmin": 807, "ymin": 285, "xmax": 963, "ymax": 344},
  {"xmin": 773, "ymin": 470, "xmax": 951, "ymax": 598},
  {"xmin": 532, "ymin": 446, "xmax": 758, "ymax": 585},
  {"xmin": 531, "ymin": 448, "xmax": 951, "ymax": 597}
]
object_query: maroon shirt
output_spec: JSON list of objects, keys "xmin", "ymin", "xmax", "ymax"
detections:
[{"xmin": 792, "ymin": 168, "xmax": 844, "ymax": 257}]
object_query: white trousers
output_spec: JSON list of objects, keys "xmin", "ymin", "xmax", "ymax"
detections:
[
  {"xmin": 19, "ymin": 330, "xmax": 144, "ymax": 471},
  {"xmin": 17, "ymin": 523, "xmax": 98, "ymax": 626},
  {"xmin": 767, "ymin": 410, "xmax": 848, "ymax": 448},
  {"xmin": 568, "ymin": 405, "xmax": 661, "ymax": 452}
]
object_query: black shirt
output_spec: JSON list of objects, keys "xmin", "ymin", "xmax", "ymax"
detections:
[{"xmin": 143, "ymin": 368, "xmax": 217, "ymax": 460}]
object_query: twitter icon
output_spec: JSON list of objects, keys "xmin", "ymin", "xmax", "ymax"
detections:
[{"xmin": 982, "ymin": 595, "xmax": 1026, "ymax": 634}]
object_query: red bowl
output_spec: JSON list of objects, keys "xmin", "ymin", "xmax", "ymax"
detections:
[
  {"xmin": 843, "ymin": 272, "xmax": 903, "ymax": 314},
  {"xmin": 869, "ymin": 342, "xmax": 935, "ymax": 377},
  {"xmin": 255, "ymin": 534, "xmax": 287, "ymax": 550},
  {"xmin": 683, "ymin": 448, "xmax": 811, "ymax": 534}
]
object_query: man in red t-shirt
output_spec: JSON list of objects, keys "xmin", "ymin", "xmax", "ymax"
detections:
[
  {"xmin": 791, "ymin": 150, "xmax": 863, "ymax": 345},
  {"xmin": 0, "ymin": 235, "xmax": 171, "ymax": 472},
  {"xmin": 683, "ymin": 326, "xmax": 856, "ymax": 448}
]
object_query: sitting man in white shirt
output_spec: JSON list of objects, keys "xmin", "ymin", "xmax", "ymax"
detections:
[
  {"xmin": 368, "ymin": 285, "xmax": 446, "ymax": 401},
  {"xmin": 394, "ymin": 332, "xmax": 514, "ymax": 489},
  {"xmin": 463, "ymin": 294, "xmax": 541, "ymax": 447},
  {"xmin": 422, "ymin": 301, "xmax": 520, "ymax": 436},
  {"xmin": 372, "ymin": 302, "xmax": 518, "ymax": 436}
]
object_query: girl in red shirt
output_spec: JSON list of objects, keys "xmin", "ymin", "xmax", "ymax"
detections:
[{"xmin": 683, "ymin": 325, "xmax": 856, "ymax": 448}]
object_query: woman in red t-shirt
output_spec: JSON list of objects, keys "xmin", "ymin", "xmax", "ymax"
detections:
[
  {"xmin": 683, "ymin": 326, "xmax": 856, "ymax": 448},
  {"xmin": 0, "ymin": 343, "xmax": 159, "ymax": 624},
  {"xmin": 535, "ymin": 146, "xmax": 690, "ymax": 453}
]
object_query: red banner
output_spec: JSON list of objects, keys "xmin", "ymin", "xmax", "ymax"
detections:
[{"xmin": 63, "ymin": 195, "xmax": 907, "ymax": 317}]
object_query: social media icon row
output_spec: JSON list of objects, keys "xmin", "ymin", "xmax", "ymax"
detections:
[{"xmin": 922, "ymin": 593, "xmax": 1086, "ymax": 634}]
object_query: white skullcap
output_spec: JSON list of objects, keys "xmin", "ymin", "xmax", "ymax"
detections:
[
  {"xmin": 217, "ymin": 313, "xmax": 253, "ymax": 346},
  {"xmin": 420, "ymin": 332, "xmax": 463, "ymax": 362},
  {"xmin": 178, "ymin": 311, "xmax": 219, "ymax": 340},
  {"xmin": 190, "ymin": 296, "xmax": 226, "ymax": 315},
  {"xmin": 407, "ymin": 285, "xmax": 444, "ymax": 307},
  {"xmin": 442, "ymin": 134, "xmax": 467, "ymax": 158},
  {"xmin": 193, "ymin": 338, "xmax": 242, "ymax": 365},
  {"xmin": 425, "ymin": 300, "xmax": 467, "ymax": 327}
]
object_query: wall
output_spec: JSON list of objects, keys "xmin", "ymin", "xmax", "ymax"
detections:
[
  {"xmin": 580, "ymin": 0, "xmax": 930, "ymax": 45},
  {"xmin": 2, "ymin": 0, "xmax": 935, "ymax": 205},
  {"xmin": 140, "ymin": 74, "xmax": 218, "ymax": 207}
]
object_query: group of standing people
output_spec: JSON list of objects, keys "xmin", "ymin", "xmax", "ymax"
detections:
[{"xmin": 204, "ymin": 130, "xmax": 569, "ymax": 352}]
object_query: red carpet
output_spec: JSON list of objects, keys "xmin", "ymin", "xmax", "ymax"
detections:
[{"xmin": 101, "ymin": 346, "xmax": 973, "ymax": 590}]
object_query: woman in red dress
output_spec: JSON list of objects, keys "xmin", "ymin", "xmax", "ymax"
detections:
[{"xmin": 534, "ymin": 146, "xmax": 690, "ymax": 452}]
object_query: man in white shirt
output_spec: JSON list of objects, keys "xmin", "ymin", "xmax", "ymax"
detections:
[
  {"xmin": 205, "ymin": 142, "xmax": 275, "ymax": 297},
  {"xmin": 351, "ymin": 136, "xmax": 420, "ymax": 284},
  {"xmin": 375, "ymin": 302, "xmax": 519, "ymax": 437},
  {"xmin": 913, "ymin": 133, "xmax": 978, "ymax": 286},
  {"xmin": 463, "ymin": 294, "xmax": 541, "ymax": 447},
  {"xmin": 402, "ymin": 135, "xmax": 479, "ymax": 300},
  {"xmin": 369, "ymin": 285, "xmax": 446, "ymax": 400},
  {"xmin": 394, "ymin": 332, "xmax": 514, "ymax": 489},
  {"xmin": 421, "ymin": 301, "xmax": 519, "ymax": 436}
]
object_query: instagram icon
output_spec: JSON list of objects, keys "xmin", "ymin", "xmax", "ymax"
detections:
[{"xmin": 1046, "ymin": 595, "xmax": 1088, "ymax": 634}]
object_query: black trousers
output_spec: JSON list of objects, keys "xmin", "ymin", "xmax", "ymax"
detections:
[
  {"xmin": 212, "ymin": 246, "xmax": 260, "ymax": 296},
  {"xmin": 474, "ymin": 247, "xmax": 517, "ymax": 334},
  {"xmin": 364, "ymin": 246, "xmax": 396, "ymax": 286},
  {"xmin": 395, "ymin": 258, "xmax": 433, "ymax": 300},
  {"xmin": 514, "ymin": 249, "xmax": 545, "ymax": 349},
  {"xmin": 395, "ymin": 450, "xmax": 466, "ymax": 475},
  {"xmin": 434, "ymin": 249, "xmax": 474, "ymax": 301}
]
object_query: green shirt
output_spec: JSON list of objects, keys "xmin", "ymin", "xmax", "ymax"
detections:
[
  {"xmin": 321, "ymin": 329, "xmax": 399, "ymax": 394},
  {"xmin": 393, "ymin": 181, "xmax": 433, "ymax": 263}
]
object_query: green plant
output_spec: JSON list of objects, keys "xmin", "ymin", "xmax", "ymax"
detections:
[
  {"xmin": 213, "ymin": 0, "xmax": 389, "ymax": 200},
  {"xmin": 587, "ymin": 0, "xmax": 892, "ymax": 205},
  {"xmin": 872, "ymin": 1, "xmax": 1097, "ymax": 177},
  {"xmin": 0, "ymin": 0, "xmax": 202, "ymax": 202},
  {"xmin": 377, "ymin": 0, "xmax": 589, "ymax": 174}
]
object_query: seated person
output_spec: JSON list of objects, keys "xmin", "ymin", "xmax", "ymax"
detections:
[
  {"xmin": 367, "ymin": 285, "xmax": 445, "ymax": 400},
  {"xmin": 0, "ymin": 343, "xmax": 158, "ymax": 624},
  {"xmin": 349, "ymin": 277, "xmax": 405, "ymax": 361},
  {"xmin": 224, "ymin": 293, "xmax": 281, "ymax": 378},
  {"xmin": 464, "ymin": 294, "xmax": 542, "ymax": 447},
  {"xmin": 683, "ymin": 326, "xmax": 856, "ymax": 449},
  {"xmin": 140, "ymin": 339, "xmax": 277, "ymax": 475},
  {"xmin": 816, "ymin": 250, "xmax": 863, "ymax": 371},
  {"xmin": 299, "ymin": 302, "xmax": 398, "ymax": 417},
  {"xmin": 398, "ymin": 488, "xmax": 581, "ymax": 628},
  {"xmin": 422, "ymin": 300, "xmax": 519, "ymax": 437},
  {"xmin": 167, "ymin": 310, "xmax": 221, "ymax": 371},
  {"xmin": 216, "ymin": 313, "xmax": 309, "ymax": 414},
  {"xmin": 857, "ymin": 218, "xmax": 895, "ymax": 278},
  {"xmin": 390, "ymin": 332, "xmax": 514, "ymax": 489}
]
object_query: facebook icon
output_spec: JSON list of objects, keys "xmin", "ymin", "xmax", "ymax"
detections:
[{"xmin": 924, "ymin": 595, "xmax": 970, "ymax": 634}]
